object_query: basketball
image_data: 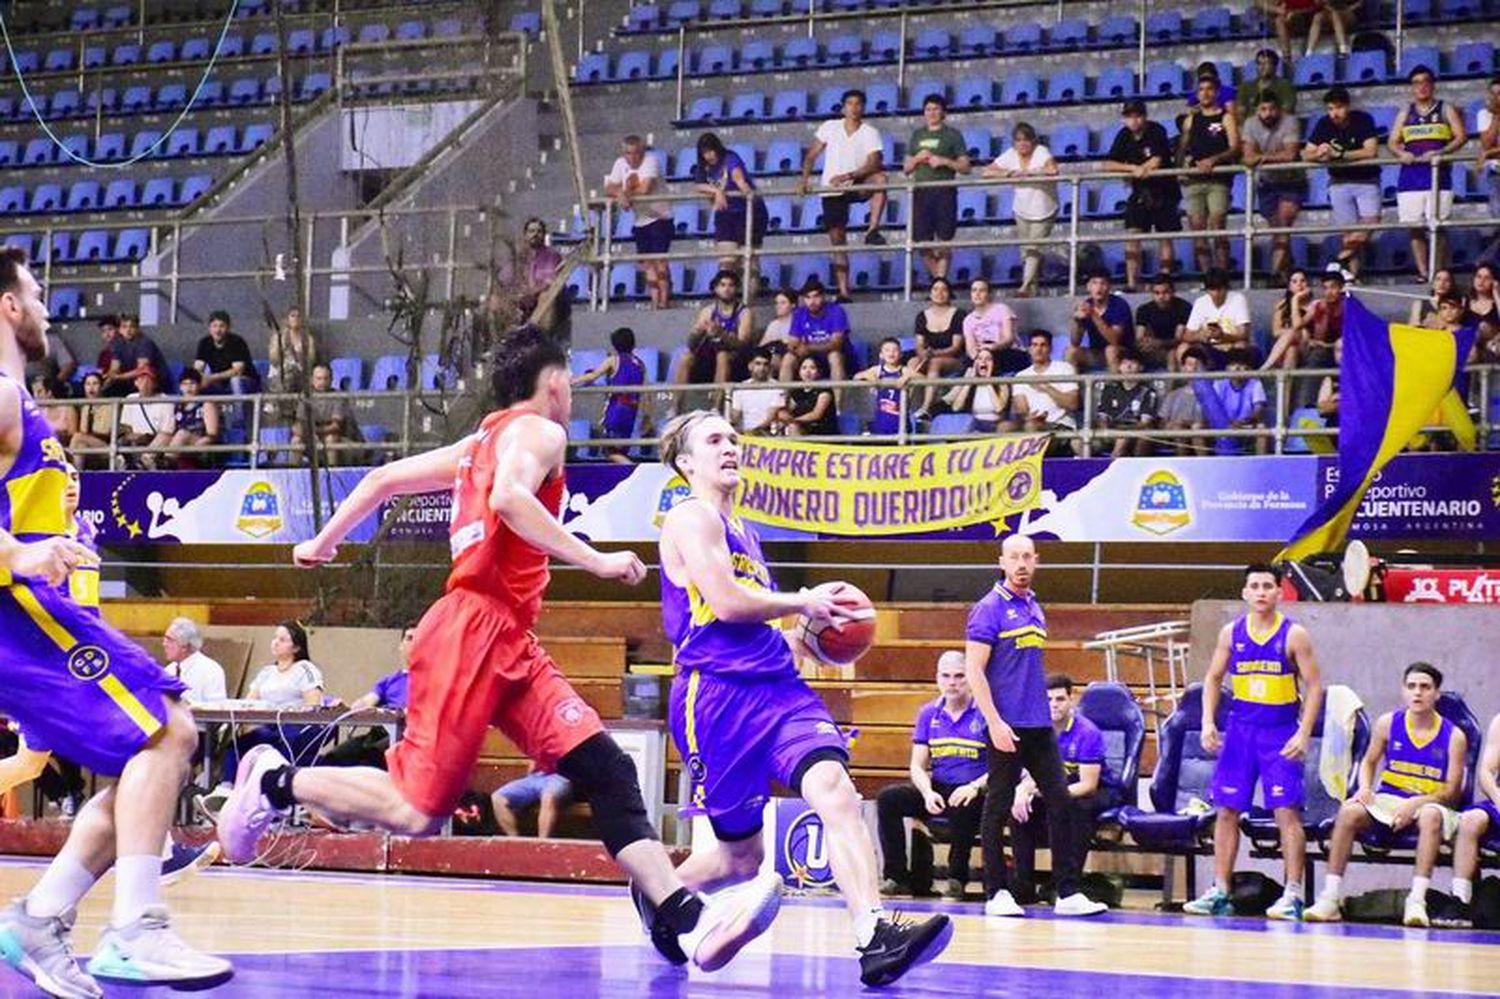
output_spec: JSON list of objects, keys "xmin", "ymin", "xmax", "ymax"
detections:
[{"xmin": 796, "ymin": 585, "xmax": 877, "ymax": 666}]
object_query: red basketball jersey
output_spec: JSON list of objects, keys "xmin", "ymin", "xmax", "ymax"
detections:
[{"xmin": 446, "ymin": 408, "xmax": 564, "ymax": 627}]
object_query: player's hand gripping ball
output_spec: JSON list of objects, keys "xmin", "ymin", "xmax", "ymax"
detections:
[{"xmin": 796, "ymin": 583, "xmax": 877, "ymax": 666}]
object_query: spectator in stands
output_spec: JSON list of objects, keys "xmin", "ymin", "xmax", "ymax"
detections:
[
  {"xmin": 204, "ymin": 621, "xmax": 327, "ymax": 809},
  {"xmin": 1305, "ymin": 87, "xmax": 1382, "ymax": 279},
  {"xmin": 30, "ymin": 376, "xmax": 76, "ymax": 446},
  {"xmin": 1242, "ymin": 93, "xmax": 1305, "ymax": 282},
  {"xmin": 193, "ymin": 310, "xmax": 257, "ymax": 399},
  {"xmin": 1439, "ymin": 711, "xmax": 1500, "ymax": 928},
  {"xmin": 1410, "ymin": 268, "xmax": 1456, "ymax": 326},
  {"xmin": 1307, "ymin": 663, "xmax": 1468, "ymax": 927},
  {"xmin": 877, "ymin": 650, "xmax": 988, "ymax": 900},
  {"xmin": 296, "ymin": 363, "xmax": 364, "ymax": 467},
  {"xmin": 161, "ymin": 617, "xmax": 228, "ymax": 706},
  {"xmin": 775, "ymin": 354, "xmax": 838, "ymax": 437},
  {"xmin": 1134, "ymin": 275, "xmax": 1191, "ymax": 371},
  {"xmin": 1260, "ymin": 0, "xmax": 1315, "ymax": 61},
  {"xmin": 680, "ymin": 270, "xmax": 753, "ymax": 392},
  {"xmin": 903, "ymin": 94, "xmax": 970, "ymax": 282},
  {"xmin": 984, "ymin": 122, "xmax": 1058, "ymax": 297},
  {"xmin": 1066, "ymin": 270, "xmax": 1133, "ymax": 372},
  {"xmin": 1309, "ymin": 0, "xmax": 1356, "ymax": 57},
  {"xmin": 781, "ymin": 276, "xmax": 850, "ymax": 385},
  {"xmin": 940, "ymin": 347, "xmax": 1012, "ymax": 435},
  {"xmin": 910, "ymin": 277, "xmax": 967, "ymax": 420},
  {"xmin": 1012, "ymin": 330, "xmax": 1080, "ymax": 441},
  {"xmin": 1390, "ymin": 66, "xmax": 1467, "ymax": 283},
  {"xmin": 266, "ymin": 305, "xmax": 318, "ymax": 423},
  {"xmin": 800, "ymin": 89, "xmax": 888, "ymax": 301},
  {"xmin": 1095, "ymin": 349, "xmax": 1158, "ymax": 457},
  {"xmin": 573, "ymin": 328, "xmax": 645, "ymax": 464},
  {"xmin": 70, "ymin": 371, "xmax": 114, "ymax": 468},
  {"xmin": 493, "ymin": 764, "xmax": 574, "ymax": 840},
  {"xmin": 93, "ymin": 314, "xmax": 117, "ymax": 386},
  {"xmin": 694, "ymin": 133, "xmax": 767, "ymax": 282},
  {"xmin": 1237, "ymin": 49, "xmax": 1297, "ymax": 120},
  {"xmin": 1301, "ymin": 270, "xmax": 1346, "ymax": 377},
  {"xmin": 962, "ymin": 279, "xmax": 1024, "ymax": 372},
  {"xmin": 101, "ymin": 314, "xmax": 169, "ymax": 399},
  {"xmin": 1185, "ymin": 269, "xmax": 1252, "ymax": 365},
  {"xmin": 1189, "ymin": 61, "xmax": 1236, "ymax": 111},
  {"xmin": 729, "ymin": 348, "xmax": 785, "ymax": 435},
  {"xmin": 27, "ymin": 329, "xmax": 76, "ymax": 396},
  {"xmin": 1106, "ymin": 100, "xmax": 1180, "ymax": 290},
  {"xmin": 118, "ymin": 368, "xmax": 175, "ymax": 469},
  {"xmin": 606, "ymin": 134, "xmax": 672, "ymax": 309},
  {"xmin": 1160, "ymin": 347, "xmax": 1208, "ymax": 455},
  {"xmin": 854, "ymin": 337, "xmax": 910, "ymax": 436},
  {"xmin": 502, "ymin": 217, "xmax": 564, "ymax": 316},
  {"xmin": 166, "ymin": 369, "xmax": 220, "ymax": 468},
  {"xmin": 1009, "ymin": 675, "xmax": 1116, "ymax": 906},
  {"xmin": 1316, "ymin": 338, "xmax": 1342, "ymax": 425},
  {"xmin": 1425, "ymin": 291, "xmax": 1469, "ymax": 335},
  {"xmin": 1214, "ymin": 349, "xmax": 1271, "ymax": 455},
  {"xmin": 1264, "ymin": 269, "xmax": 1314, "ymax": 371},
  {"xmin": 759, "ymin": 288, "xmax": 795, "ymax": 364},
  {"xmin": 1479, "ymin": 76, "xmax": 1500, "ymax": 265},
  {"xmin": 319, "ymin": 622, "xmax": 416, "ymax": 770},
  {"xmin": 1465, "ymin": 262, "xmax": 1498, "ymax": 335},
  {"xmin": 1180, "ymin": 73, "xmax": 1240, "ymax": 274}
]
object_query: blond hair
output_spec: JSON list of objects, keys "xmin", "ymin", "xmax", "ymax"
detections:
[{"xmin": 659, "ymin": 409, "xmax": 724, "ymax": 477}]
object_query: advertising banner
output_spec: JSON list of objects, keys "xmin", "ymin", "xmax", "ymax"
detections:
[{"xmin": 1384, "ymin": 569, "xmax": 1500, "ymax": 605}]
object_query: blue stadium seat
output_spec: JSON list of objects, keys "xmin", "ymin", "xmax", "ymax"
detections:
[
  {"xmin": 1119, "ymin": 684, "xmax": 1226, "ymax": 851},
  {"xmin": 59, "ymin": 135, "xmax": 90, "ymax": 163},
  {"xmin": 1144, "ymin": 63, "xmax": 1186, "ymax": 96},
  {"xmin": 764, "ymin": 139, "xmax": 802, "ymax": 173},
  {"xmin": 913, "ymin": 28, "xmax": 952, "ymax": 59},
  {"xmin": 1095, "ymin": 66, "xmax": 1137, "ymax": 100},
  {"xmin": 195, "ymin": 80, "xmax": 225, "ymax": 108},
  {"xmin": 761, "ymin": 196, "xmax": 794, "ymax": 233},
  {"xmin": 1096, "ymin": 15, "xmax": 1138, "ymax": 48},
  {"xmin": 1436, "ymin": 0, "xmax": 1478, "ymax": 18},
  {"xmin": 956, "ymin": 189, "xmax": 987, "ymax": 223},
  {"xmin": 1044, "ymin": 70, "xmax": 1087, "ymax": 104},
  {"xmin": 102, "ymin": 4, "xmax": 132, "ymax": 27},
  {"xmin": 321, "ymin": 25, "xmax": 351, "ymax": 50},
  {"xmin": 394, "ymin": 20, "xmax": 425, "ymax": 42},
  {"xmin": 203, "ymin": 126, "xmax": 237, "ymax": 155},
  {"xmin": 655, "ymin": 49, "xmax": 680, "ymax": 79},
  {"xmin": 741, "ymin": 40, "xmax": 775, "ymax": 71},
  {"xmin": 1050, "ymin": 123, "xmax": 1090, "ymax": 160},
  {"xmin": 239, "ymin": 124, "xmax": 275, "ymax": 152},
  {"xmin": 1004, "ymin": 22, "xmax": 1043, "ymax": 52},
  {"xmin": 180, "ymin": 37, "xmax": 213, "ymax": 61},
  {"xmin": 1189, "ymin": 7, "xmax": 1232, "ymax": 39},
  {"xmin": 217, "ymin": 34, "xmax": 245, "ymax": 58},
  {"xmin": 698, "ymin": 44, "xmax": 733, "ymax": 75},
  {"xmin": 71, "ymin": 7, "xmax": 101, "ymax": 30},
  {"xmin": 826, "ymin": 34, "xmax": 864, "ymax": 66},
  {"xmin": 23, "ymin": 138, "xmax": 55, "ymax": 166},
  {"xmin": 300, "ymin": 73, "xmax": 333, "ymax": 101},
  {"xmin": 793, "ymin": 196, "xmax": 823, "ymax": 232},
  {"xmin": 625, "ymin": 5, "xmax": 660, "ymax": 31},
  {"xmin": 44, "ymin": 48, "xmax": 74, "ymax": 72},
  {"xmin": 1398, "ymin": 45, "xmax": 1440, "ymax": 80},
  {"xmin": 1001, "ymin": 72, "xmax": 1040, "ymax": 106},
  {"xmin": 904, "ymin": 80, "xmax": 946, "ymax": 112},
  {"xmin": 771, "ymin": 89, "xmax": 807, "ymax": 120},
  {"xmin": 958, "ymin": 25, "xmax": 997, "ymax": 56},
  {"xmin": 166, "ymin": 127, "xmax": 200, "ymax": 158},
  {"xmin": 179, "ymin": 175, "xmax": 213, "ymax": 205},
  {"xmin": 121, "ymin": 85, "xmax": 153, "ymax": 113},
  {"xmin": 665, "ymin": 1, "xmax": 702, "ymax": 27},
  {"xmin": 708, "ymin": 0, "xmax": 742, "ymax": 19},
  {"xmin": 251, "ymin": 32, "xmax": 279, "ymax": 55},
  {"xmin": 684, "ymin": 95, "xmax": 723, "ymax": 122},
  {"xmin": 147, "ymin": 40, "xmax": 176, "ymax": 64},
  {"xmin": 327, "ymin": 359, "xmax": 363, "ymax": 394},
  {"xmin": 728, "ymin": 91, "xmax": 766, "ymax": 121},
  {"xmin": 83, "ymin": 46, "xmax": 107, "ymax": 70},
  {"xmin": 780, "ymin": 36, "xmax": 818, "ymax": 68},
  {"xmin": 114, "ymin": 229, "xmax": 150, "ymax": 262},
  {"xmin": 74, "ymin": 231, "xmax": 112, "ymax": 262},
  {"xmin": 863, "ymin": 82, "xmax": 898, "ymax": 114},
  {"xmin": 609, "ymin": 262, "xmax": 643, "ymax": 299},
  {"xmin": 1451, "ymin": 42, "xmax": 1494, "ymax": 77},
  {"xmin": 949, "ymin": 249, "xmax": 983, "ymax": 284},
  {"xmin": 287, "ymin": 29, "xmax": 316, "ymax": 56},
  {"xmin": 868, "ymin": 30, "xmax": 901, "ymax": 62},
  {"xmin": 141, "ymin": 177, "xmax": 176, "ymax": 206},
  {"xmin": 83, "ymin": 89, "xmax": 117, "ymax": 117},
  {"xmin": 1295, "ymin": 54, "xmax": 1336, "ymax": 87},
  {"xmin": 848, "ymin": 252, "xmax": 880, "ymax": 290},
  {"xmin": 104, "ymin": 179, "xmax": 138, "ymax": 209},
  {"xmin": 112, "ymin": 43, "xmax": 141, "ymax": 66},
  {"xmin": 1, "ymin": 235, "xmax": 32, "ymax": 260},
  {"xmin": 749, "ymin": 0, "xmax": 784, "ymax": 15},
  {"xmin": 954, "ymin": 78, "xmax": 993, "ymax": 109},
  {"xmin": 0, "ymin": 187, "xmax": 24, "ymax": 214},
  {"xmin": 613, "ymin": 50, "xmax": 650, "ymax": 81},
  {"xmin": 1370, "ymin": 229, "xmax": 1411, "ymax": 273},
  {"xmin": 66, "ymin": 181, "xmax": 101, "ymax": 212},
  {"xmin": 47, "ymin": 289, "xmax": 83, "ymax": 322},
  {"xmin": 1077, "ymin": 683, "xmax": 1146, "ymax": 829},
  {"xmin": 51, "ymin": 92, "xmax": 83, "ymax": 120},
  {"xmin": 369, "ymin": 355, "xmax": 409, "ymax": 391},
  {"xmin": 1145, "ymin": 11, "xmax": 1183, "ymax": 41},
  {"xmin": 961, "ymin": 126, "xmax": 992, "ymax": 159},
  {"xmin": 264, "ymin": 75, "xmax": 285, "ymax": 103},
  {"xmin": 357, "ymin": 22, "xmax": 391, "ymax": 44},
  {"xmin": 30, "ymin": 184, "xmax": 63, "ymax": 213},
  {"xmin": 1047, "ymin": 18, "xmax": 1089, "ymax": 51},
  {"xmin": 670, "ymin": 147, "xmax": 697, "ymax": 180},
  {"xmin": 228, "ymin": 78, "xmax": 262, "ymax": 105},
  {"xmin": 1344, "ymin": 50, "xmax": 1389, "ymax": 83},
  {"xmin": 39, "ymin": 233, "xmax": 73, "ymax": 265}
]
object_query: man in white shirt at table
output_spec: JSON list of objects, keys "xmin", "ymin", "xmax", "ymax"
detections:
[{"xmin": 161, "ymin": 617, "xmax": 228, "ymax": 705}]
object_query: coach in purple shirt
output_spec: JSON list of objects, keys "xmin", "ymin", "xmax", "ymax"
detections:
[
  {"xmin": 877, "ymin": 651, "xmax": 989, "ymax": 900},
  {"xmin": 1010, "ymin": 675, "xmax": 1117, "ymax": 905},
  {"xmin": 966, "ymin": 535, "xmax": 1107, "ymax": 919}
]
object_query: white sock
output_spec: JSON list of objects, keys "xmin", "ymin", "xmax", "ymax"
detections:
[
  {"xmin": 1324, "ymin": 874, "xmax": 1344, "ymax": 900},
  {"xmin": 1214, "ymin": 879, "xmax": 1229, "ymax": 895},
  {"xmin": 1453, "ymin": 878, "xmax": 1473, "ymax": 905},
  {"xmin": 1283, "ymin": 882, "xmax": 1302, "ymax": 900},
  {"xmin": 111, "ymin": 855, "xmax": 164, "ymax": 927},
  {"xmin": 1410, "ymin": 875, "xmax": 1430, "ymax": 900},
  {"xmin": 852, "ymin": 906, "xmax": 886, "ymax": 949},
  {"xmin": 25, "ymin": 856, "xmax": 98, "ymax": 919},
  {"xmin": 160, "ymin": 835, "xmax": 175, "ymax": 861}
]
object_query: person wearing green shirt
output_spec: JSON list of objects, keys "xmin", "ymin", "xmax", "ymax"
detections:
[
  {"xmin": 903, "ymin": 94, "xmax": 971, "ymax": 281},
  {"xmin": 1236, "ymin": 49, "xmax": 1297, "ymax": 120}
]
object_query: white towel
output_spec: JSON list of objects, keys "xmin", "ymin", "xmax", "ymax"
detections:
[{"xmin": 1319, "ymin": 684, "xmax": 1365, "ymax": 800}]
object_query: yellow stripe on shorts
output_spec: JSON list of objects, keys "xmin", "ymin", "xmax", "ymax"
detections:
[
  {"xmin": 99, "ymin": 675, "xmax": 163, "ymax": 739},
  {"xmin": 10, "ymin": 583, "xmax": 78, "ymax": 650},
  {"xmin": 684, "ymin": 669, "xmax": 702, "ymax": 756}
]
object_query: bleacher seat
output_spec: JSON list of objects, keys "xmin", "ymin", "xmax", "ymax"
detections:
[
  {"xmin": 369, "ymin": 354, "xmax": 409, "ymax": 391},
  {"xmin": 1001, "ymin": 72, "xmax": 1040, "ymax": 106},
  {"xmin": 1119, "ymin": 684, "xmax": 1226, "ymax": 851},
  {"xmin": 1048, "ymin": 18, "xmax": 1089, "ymax": 51},
  {"xmin": 1437, "ymin": 0, "xmax": 1482, "ymax": 18},
  {"xmin": 321, "ymin": 25, "xmax": 352, "ymax": 51},
  {"xmin": 1398, "ymin": 45, "xmax": 1441, "ymax": 79},
  {"xmin": 66, "ymin": 181, "xmax": 101, "ymax": 213},
  {"xmin": 104, "ymin": 179, "xmax": 139, "ymax": 209},
  {"xmin": 1044, "ymin": 70, "xmax": 1087, "ymax": 104},
  {"xmin": 300, "ymin": 73, "xmax": 333, "ymax": 100},
  {"xmin": 1050, "ymin": 124, "xmax": 1090, "ymax": 160},
  {"xmin": 167, "ymin": 127, "xmax": 200, "ymax": 158},
  {"xmin": 30, "ymin": 185, "xmax": 63, "ymax": 213},
  {"xmin": 1345, "ymin": 50, "xmax": 1389, "ymax": 83},
  {"xmin": 44, "ymin": 49, "xmax": 74, "ymax": 72},
  {"xmin": 1189, "ymin": 7, "xmax": 1232, "ymax": 39},
  {"xmin": 771, "ymin": 89, "xmax": 807, "ymax": 120},
  {"xmin": 1145, "ymin": 11, "xmax": 1183, "ymax": 41},
  {"xmin": 48, "ymin": 288, "xmax": 83, "ymax": 321},
  {"xmin": 698, "ymin": 44, "xmax": 733, "ymax": 74},
  {"xmin": 394, "ymin": 20, "xmax": 425, "ymax": 41},
  {"xmin": 684, "ymin": 96, "xmax": 723, "ymax": 122},
  {"xmin": 358, "ymin": 23, "xmax": 392, "ymax": 44},
  {"xmin": 961, "ymin": 126, "xmax": 992, "ymax": 159},
  {"xmin": 913, "ymin": 28, "xmax": 953, "ymax": 59},
  {"xmin": 1144, "ymin": 63, "xmax": 1186, "ymax": 96},
  {"xmin": 115, "ymin": 229, "xmax": 151, "ymax": 262},
  {"xmin": 764, "ymin": 139, "xmax": 801, "ymax": 173},
  {"xmin": 0, "ymin": 187, "xmax": 24, "ymax": 214},
  {"xmin": 74, "ymin": 231, "xmax": 112, "ymax": 263},
  {"xmin": 328, "ymin": 357, "xmax": 364, "ymax": 392},
  {"xmin": 59, "ymin": 135, "xmax": 90, "ymax": 163},
  {"xmin": 780, "ymin": 36, "xmax": 818, "ymax": 69},
  {"xmin": 239, "ymin": 124, "xmax": 275, "ymax": 152},
  {"xmin": 179, "ymin": 175, "xmax": 213, "ymax": 205},
  {"xmin": 1096, "ymin": 66, "xmax": 1137, "ymax": 100},
  {"xmin": 0, "ymin": 142, "xmax": 14, "ymax": 167},
  {"xmin": 71, "ymin": 7, "xmax": 101, "ymax": 30},
  {"xmin": 51, "ymin": 92, "xmax": 83, "ymax": 120},
  {"xmin": 866, "ymin": 82, "xmax": 898, "ymax": 114},
  {"xmin": 708, "ymin": 0, "xmax": 741, "ymax": 19},
  {"xmin": 868, "ymin": 30, "xmax": 901, "ymax": 62},
  {"xmin": 575, "ymin": 52, "xmax": 609, "ymax": 83},
  {"xmin": 113, "ymin": 43, "xmax": 142, "ymax": 66},
  {"xmin": 1295, "ymin": 54, "xmax": 1337, "ymax": 87},
  {"xmin": 728, "ymin": 92, "xmax": 765, "ymax": 121},
  {"xmin": 1096, "ymin": 15, "xmax": 1138, "ymax": 47},
  {"xmin": 122, "ymin": 86, "xmax": 153, "ymax": 113},
  {"xmin": 1004, "ymin": 22, "xmax": 1043, "ymax": 52},
  {"xmin": 1452, "ymin": 42, "xmax": 1494, "ymax": 77},
  {"xmin": 141, "ymin": 177, "xmax": 177, "ymax": 207},
  {"xmin": 958, "ymin": 25, "xmax": 996, "ymax": 56},
  {"xmin": 147, "ymin": 40, "xmax": 177, "ymax": 64},
  {"xmin": 181, "ymin": 37, "xmax": 213, "ymax": 61},
  {"xmin": 741, "ymin": 40, "xmax": 775, "ymax": 71},
  {"xmin": 84, "ymin": 47, "xmax": 107, "ymax": 70},
  {"xmin": 1077, "ymin": 683, "xmax": 1146, "ymax": 828},
  {"xmin": 204, "ymin": 126, "xmax": 237, "ymax": 155},
  {"xmin": 826, "ymin": 34, "xmax": 864, "ymax": 66},
  {"xmin": 131, "ymin": 131, "xmax": 164, "ymax": 160}
]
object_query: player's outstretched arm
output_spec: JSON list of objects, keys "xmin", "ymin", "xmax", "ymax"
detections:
[
  {"xmin": 293, "ymin": 437, "xmax": 470, "ymax": 566},
  {"xmin": 490, "ymin": 415, "xmax": 644, "ymax": 583},
  {"xmin": 661, "ymin": 499, "xmax": 853, "ymax": 624}
]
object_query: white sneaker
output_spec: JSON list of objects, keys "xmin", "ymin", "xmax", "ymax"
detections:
[
  {"xmin": 984, "ymin": 890, "xmax": 1024, "ymax": 918},
  {"xmin": 1403, "ymin": 892, "xmax": 1430, "ymax": 928},
  {"xmin": 681, "ymin": 872, "xmax": 783, "ymax": 972},
  {"xmin": 1303, "ymin": 893, "xmax": 1343, "ymax": 923},
  {"xmin": 1055, "ymin": 892, "xmax": 1107, "ymax": 917},
  {"xmin": 85, "ymin": 907, "xmax": 232, "ymax": 986}
]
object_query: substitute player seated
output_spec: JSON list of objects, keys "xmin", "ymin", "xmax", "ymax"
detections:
[{"xmin": 1435, "ymin": 710, "xmax": 1499, "ymax": 928}]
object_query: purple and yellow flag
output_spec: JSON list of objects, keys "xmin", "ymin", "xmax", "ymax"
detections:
[{"xmin": 1280, "ymin": 295, "xmax": 1475, "ymax": 561}]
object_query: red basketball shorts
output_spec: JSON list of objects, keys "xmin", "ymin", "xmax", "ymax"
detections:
[{"xmin": 388, "ymin": 587, "xmax": 603, "ymax": 817}]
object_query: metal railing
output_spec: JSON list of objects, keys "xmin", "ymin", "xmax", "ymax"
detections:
[{"xmin": 579, "ymin": 152, "xmax": 1497, "ymax": 307}]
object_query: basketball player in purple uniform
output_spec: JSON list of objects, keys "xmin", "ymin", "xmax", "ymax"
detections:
[
  {"xmin": 654, "ymin": 410, "xmax": 953, "ymax": 987},
  {"xmin": 1186, "ymin": 563, "xmax": 1322, "ymax": 920},
  {"xmin": 1307, "ymin": 662, "xmax": 1467, "ymax": 927},
  {"xmin": 1439, "ymin": 711, "xmax": 1500, "ymax": 927},
  {"xmin": 0, "ymin": 249, "xmax": 231, "ymax": 997},
  {"xmin": 571, "ymin": 326, "xmax": 645, "ymax": 464}
]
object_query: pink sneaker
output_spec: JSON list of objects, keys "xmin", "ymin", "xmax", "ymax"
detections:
[{"xmin": 214, "ymin": 745, "xmax": 290, "ymax": 864}]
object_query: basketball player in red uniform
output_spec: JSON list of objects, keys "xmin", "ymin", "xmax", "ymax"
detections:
[{"xmin": 215, "ymin": 326, "xmax": 783, "ymax": 971}]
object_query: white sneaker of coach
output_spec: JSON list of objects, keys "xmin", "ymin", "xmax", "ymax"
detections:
[
  {"xmin": 984, "ymin": 890, "xmax": 1024, "ymax": 918},
  {"xmin": 1054, "ymin": 893, "xmax": 1107, "ymax": 917}
]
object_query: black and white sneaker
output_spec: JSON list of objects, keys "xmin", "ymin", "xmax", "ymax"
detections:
[
  {"xmin": 857, "ymin": 912, "xmax": 953, "ymax": 988},
  {"xmin": 628, "ymin": 881, "xmax": 688, "ymax": 965}
]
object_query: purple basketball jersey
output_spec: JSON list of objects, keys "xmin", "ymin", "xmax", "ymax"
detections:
[
  {"xmin": 1378, "ymin": 710, "xmax": 1454, "ymax": 799},
  {"xmin": 1226, "ymin": 612, "xmax": 1299, "ymax": 727}
]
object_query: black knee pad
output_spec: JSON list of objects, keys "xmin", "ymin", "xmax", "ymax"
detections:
[{"xmin": 556, "ymin": 732, "xmax": 657, "ymax": 856}]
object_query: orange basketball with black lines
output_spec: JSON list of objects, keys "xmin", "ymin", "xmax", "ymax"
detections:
[{"xmin": 796, "ymin": 586, "xmax": 877, "ymax": 666}]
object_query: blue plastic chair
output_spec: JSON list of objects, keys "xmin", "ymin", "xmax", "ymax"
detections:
[
  {"xmin": 1345, "ymin": 50, "xmax": 1389, "ymax": 83},
  {"xmin": 741, "ymin": 40, "xmax": 775, "ymax": 71},
  {"xmin": 728, "ymin": 92, "xmax": 765, "ymax": 121},
  {"xmin": 912, "ymin": 28, "xmax": 952, "ymax": 59},
  {"xmin": 614, "ymin": 51, "xmax": 651, "ymax": 81},
  {"xmin": 780, "ymin": 36, "xmax": 818, "ymax": 68},
  {"xmin": 1044, "ymin": 70, "xmax": 1087, "ymax": 104},
  {"xmin": 1001, "ymin": 72, "xmax": 1040, "ymax": 106},
  {"xmin": 1096, "ymin": 66, "xmax": 1137, "ymax": 100},
  {"xmin": 826, "ymin": 34, "xmax": 864, "ymax": 66},
  {"xmin": 66, "ymin": 181, "xmax": 101, "ymax": 212},
  {"xmin": 141, "ymin": 178, "xmax": 176, "ymax": 207},
  {"xmin": 104, "ymin": 178, "xmax": 138, "ymax": 208},
  {"xmin": 1145, "ymin": 11, "xmax": 1183, "ymax": 41},
  {"xmin": 958, "ymin": 25, "xmax": 996, "ymax": 56},
  {"xmin": 1078, "ymin": 683, "xmax": 1146, "ymax": 828},
  {"xmin": 1295, "ymin": 54, "xmax": 1337, "ymax": 87},
  {"xmin": 1004, "ymin": 22, "xmax": 1043, "ymax": 52},
  {"xmin": 114, "ymin": 229, "xmax": 150, "ymax": 262},
  {"xmin": 1097, "ymin": 15, "xmax": 1138, "ymax": 48},
  {"xmin": 1048, "ymin": 17, "xmax": 1089, "ymax": 51},
  {"xmin": 954, "ymin": 78, "xmax": 993, "ymax": 109}
]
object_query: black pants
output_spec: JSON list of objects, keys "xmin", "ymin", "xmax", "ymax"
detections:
[
  {"xmin": 1011, "ymin": 789, "xmax": 1115, "ymax": 901},
  {"xmin": 317, "ymin": 729, "xmax": 391, "ymax": 769},
  {"xmin": 876, "ymin": 781, "xmax": 984, "ymax": 889},
  {"xmin": 980, "ymin": 727, "xmax": 1080, "ymax": 899}
]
